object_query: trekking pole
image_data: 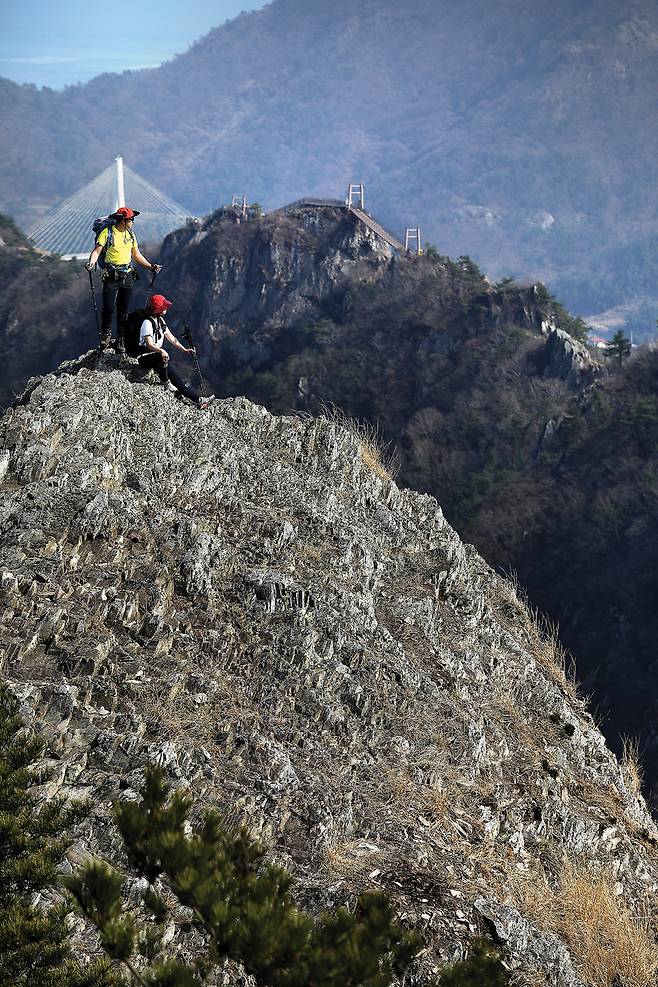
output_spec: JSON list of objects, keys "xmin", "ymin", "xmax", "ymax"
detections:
[
  {"xmin": 88, "ymin": 270, "xmax": 101, "ymax": 343},
  {"xmin": 183, "ymin": 325, "xmax": 207, "ymax": 399},
  {"xmin": 144, "ymin": 267, "xmax": 159, "ymax": 307}
]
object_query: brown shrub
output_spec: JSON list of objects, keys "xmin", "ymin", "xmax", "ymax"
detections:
[
  {"xmin": 317, "ymin": 402, "xmax": 398, "ymax": 483},
  {"xmin": 519, "ymin": 862, "xmax": 658, "ymax": 987},
  {"xmin": 621, "ymin": 736, "xmax": 645, "ymax": 797}
]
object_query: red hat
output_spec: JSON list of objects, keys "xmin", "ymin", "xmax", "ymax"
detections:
[
  {"xmin": 148, "ymin": 294, "xmax": 173, "ymax": 315},
  {"xmin": 113, "ymin": 206, "xmax": 140, "ymax": 220}
]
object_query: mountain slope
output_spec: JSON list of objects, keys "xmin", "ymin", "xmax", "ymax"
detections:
[
  {"xmin": 153, "ymin": 205, "xmax": 658, "ymax": 799},
  {"xmin": 5, "ymin": 202, "xmax": 658, "ymax": 802},
  {"xmin": 2, "ymin": 0, "xmax": 658, "ymax": 333},
  {"xmin": 2, "ymin": 353, "xmax": 658, "ymax": 984}
]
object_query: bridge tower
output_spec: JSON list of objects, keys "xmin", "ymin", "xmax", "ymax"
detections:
[
  {"xmin": 231, "ymin": 194, "xmax": 248, "ymax": 217},
  {"xmin": 26, "ymin": 157, "xmax": 193, "ymax": 259},
  {"xmin": 346, "ymin": 183, "xmax": 365, "ymax": 210},
  {"xmin": 405, "ymin": 227, "xmax": 422, "ymax": 255},
  {"xmin": 115, "ymin": 156, "xmax": 126, "ymax": 212}
]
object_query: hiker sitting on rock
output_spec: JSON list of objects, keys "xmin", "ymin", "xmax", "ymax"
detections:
[
  {"xmin": 124, "ymin": 294, "xmax": 215, "ymax": 410},
  {"xmin": 85, "ymin": 206, "xmax": 161, "ymax": 353}
]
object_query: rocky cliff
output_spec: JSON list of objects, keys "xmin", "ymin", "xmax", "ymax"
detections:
[
  {"xmin": 2, "ymin": 353, "xmax": 657, "ymax": 984},
  {"xmin": 160, "ymin": 205, "xmax": 597, "ymax": 404},
  {"xmin": 157, "ymin": 205, "xmax": 658, "ymax": 805}
]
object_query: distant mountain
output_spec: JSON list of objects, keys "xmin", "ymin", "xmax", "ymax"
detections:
[{"xmin": 2, "ymin": 0, "xmax": 658, "ymax": 336}]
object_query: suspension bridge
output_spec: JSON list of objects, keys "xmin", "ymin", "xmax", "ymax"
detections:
[
  {"xmin": 27, "ymin": 157, "xmax": 192, "ymax": 259},
  {"xmin": 270, "ymin": 184, "xmax": 421, "ymax": 254},
  {"xmin": 26, "ymin": 163, "xmax": 422, "ymax": 260}
]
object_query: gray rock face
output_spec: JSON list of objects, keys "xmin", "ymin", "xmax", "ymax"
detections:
[
  {"xmin": 163, "ymin": 206, "xmax": 394, "ymax": 374},
  {"xmin": 1, "ymin": 353, "xmax": 657, "ymax": 981},
  {"xmin": 543, "ymin": 327, "xmax": 598, "ymax": 384},
  {"xmin": 474, "ymin": 898, "xmax": 587, "ymax": 987}
]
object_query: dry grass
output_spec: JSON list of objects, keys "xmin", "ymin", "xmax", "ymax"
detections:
[
  {"xmin": 380, "ymin": 764, "xmax": 451, "ymax": 824},
  {"xmin": 137, "ymin": 678, "xmax": 212, "ymax": 742},
  {"xmin": 559, "ymin": 864, "xmax": 658, "ymax": 987},
  {"xmin": 621, "ymin": 737, "xmax": 645, "ymax": 797},
  {"xmin": 493, "ymin": 571, "xmax": 580, "ymax": 700},
  {"xmin": 517, "ymin": 861, "xmax": 658, "ymax": 987},
  {"xmin": 317, "ymin": 401, "xmax": 399, "ymax": 483},
  {"xmin": 510, "ymin": 970, "xmax": 549, "ymax": 987},
  {"xmin": 358, "ymin": 429, "xmax": 396, "ymax": 483},
  {"xmin": 324, "ymin": 837, "xmax": 388, "ymax": 887}
]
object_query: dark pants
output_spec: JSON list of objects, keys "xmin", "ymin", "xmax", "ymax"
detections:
[
  {"xmin": 101, "ymin": 277, "xmax": 134, "ymax": 339},
  {"xmin": 137, "ymin": 351, "xmax": 201, "ymax": 403}
]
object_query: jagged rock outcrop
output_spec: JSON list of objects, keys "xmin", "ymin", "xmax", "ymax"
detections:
[
  {"xmin": 1, "ymin": 353, "xmax": 657, "ymax": 983},
  {"xmin": 162, "ymin": 205, "xmax": 395, "ymax": 375},
  {"xmin": 543, "ymin": 327, "xmax": 598, "ymax": 385}
]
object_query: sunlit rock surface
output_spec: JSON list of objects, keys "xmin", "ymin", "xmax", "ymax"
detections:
[{"xmin": 1, "ymin": 352, "xmax": 656, "ymax": 983}]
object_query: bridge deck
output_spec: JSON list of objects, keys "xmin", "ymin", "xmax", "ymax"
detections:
[
  {"xmin": 348, "ymin": 206, "xmax": 405, "ymax": 252},
  {"xmin": 270, "ymin": 198, "xmax": 405, "ymax": 252}
]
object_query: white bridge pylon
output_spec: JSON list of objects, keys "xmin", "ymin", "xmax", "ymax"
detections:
[
  {"xmin": 405, "ymin": 227, "xmax": 422, "ymax": 255},
  {"xmin": 346, "ymin": 183, "xmax": 365, "ymax": 210},
  {"xmin": 27, "ymin": 156, "xmax": 193, "ymax": 259}
]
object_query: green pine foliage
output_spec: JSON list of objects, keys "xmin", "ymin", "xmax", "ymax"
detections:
[
  {"xmin": 604, "ymin": 329, "xmax": 632, "ymax": 367},
  {"xmin": 438, "ymin": 940, "xmax": 509, "ymax": 985},
  {"xmin": 67, "ymin": 767, "xmax": 509, "ymax": 986},
  {"xmin": 67, "ymin": 766, "xmax": 421, "ymax": 985},
  {"xmin": 0, "ymin": 681, "xmax": 117, "ymax": 987}
]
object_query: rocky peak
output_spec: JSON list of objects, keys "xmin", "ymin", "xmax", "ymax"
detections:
[
  {"xmin": 1, "ymin": 354, "xmax": 656, "ymax": 983},
  {"xmin": 156, "ymin": 205, "xmax": 600, "ymax": 392},
  {"xmin": 543, "ymin": 327, "xmax": 598, "ymax": 385},
  {"xmin": 164, "ymin": 204, "xmax": 393, "ymax": 336}
]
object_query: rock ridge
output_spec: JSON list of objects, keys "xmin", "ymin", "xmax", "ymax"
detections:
[{"xmin": 1, "ymin": 354, "xmax": 656, "ymax": 982}]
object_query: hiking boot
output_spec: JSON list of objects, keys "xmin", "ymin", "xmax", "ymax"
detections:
[
  {"xmin": 99, "ymin": 331, "xmax": 112, "ymax": 350},
  {"xmin": 114, "ymin": 336, "xmax": 126, "ymax": 355},
  {"xmin": 198, "ymin": 394, "xmax": 216, "ymax": 410}
]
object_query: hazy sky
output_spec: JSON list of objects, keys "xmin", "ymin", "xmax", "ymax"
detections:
[{"xmin": 1, "ymin": 0, "xmax": 270, "ymax": 89}]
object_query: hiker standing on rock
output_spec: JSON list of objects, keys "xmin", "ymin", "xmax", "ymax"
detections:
[
  {"xmin": 125, "ymin": 294, "xmax": 215, "ymax": 410},
  {"xmin": 85, "ymin": 206, "xmax": 161, "ymax": 352}
]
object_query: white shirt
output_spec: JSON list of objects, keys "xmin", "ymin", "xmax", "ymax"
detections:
[{"xmin": 139, "ymin": 315, "xmax": 167, "ymax": 349}]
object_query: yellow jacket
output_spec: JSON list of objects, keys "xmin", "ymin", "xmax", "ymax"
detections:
[{"xmin": 96, "ymin": 225, "xmax": 137, "ymax": 267}]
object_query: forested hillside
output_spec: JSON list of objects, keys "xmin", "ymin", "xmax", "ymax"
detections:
[
  {"xmin": 2, "ymin": 0, "xmax": 658, "ymax": 335},
  {"xmin": 0, "ymin": 214, "xmax": 90, "ymax": 399}
]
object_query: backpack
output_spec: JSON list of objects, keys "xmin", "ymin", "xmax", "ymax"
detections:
[
  {"xmin": 92, "ymin": 216, "xmax": 135, "ymax": 269},
  {"xmin": 124, "ymin": 308, "xmax": 154, "ymax": 357}
]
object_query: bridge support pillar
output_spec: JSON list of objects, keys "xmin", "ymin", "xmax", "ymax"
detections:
[
  {"xmin": 346, "ymin": 183, "xmax": 365, "ymax": 210},
  {"xmin": 231, "ymin": 194, "xmax": 248, "ymax": 217},
  {"xmin": 405, "ymin": 228, "xmax": 422, "ymax": 255}
]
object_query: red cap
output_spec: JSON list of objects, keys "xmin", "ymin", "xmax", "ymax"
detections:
[
  {"xmin": 113, "ymin": 206, "xmax": 140, "ymax": 220},
  {"xmin": 148, "ymin": 294, "xmax": 173, "ymax": 315}
]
